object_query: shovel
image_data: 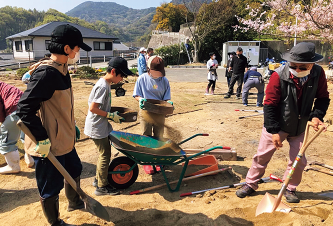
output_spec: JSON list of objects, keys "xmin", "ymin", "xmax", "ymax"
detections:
[
  {"xmin": 17, "ymin": 120, "xmax": 110, "ymax": 222},
  {"xmin": 256, "ymin": 122, "xmax": 325, "ymax": 216}
]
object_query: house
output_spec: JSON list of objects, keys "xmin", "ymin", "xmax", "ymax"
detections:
[
  {"xmin": 6, "ymin": 21, "xmax": 118, "ymax": 60},
  {"xmin": 113, "ymin": 40, "xmax": 130, "ymax": 51}
]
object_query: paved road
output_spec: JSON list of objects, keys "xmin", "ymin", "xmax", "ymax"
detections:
[
  {"xmin": 89, "ymin": 59, "xmax": 333, "ymax": 82},
  {"xmin": 90, "ymin": 59, "xmax": 228, "ymax": 83}
]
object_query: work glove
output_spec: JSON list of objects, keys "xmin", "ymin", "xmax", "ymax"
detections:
[
  {"xmin": 107, "ymin": 111, "xmax": 124, "ymax": 123},
  {"xmin": 75, "ymin": 125, "xmax": 80, "ymax": 141},
  {"xmin": 35, "ymin": 138, "xmax": 51, "ymax": 158},
  {"xmin": 167, "ymin": 100, "xmax": 175, "ymax": 110},
  {"xmin": 139, "ymin": 98, "xmax": 147, "ymax": 110}
]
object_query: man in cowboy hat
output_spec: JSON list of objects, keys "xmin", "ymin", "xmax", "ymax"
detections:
[{"xmin": 236, "ymin": 42, "xmax": 330, "ymax": 203}]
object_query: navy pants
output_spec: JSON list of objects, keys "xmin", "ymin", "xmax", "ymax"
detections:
[{"xmin": 33, "ymin": 148, "xmax": 82, "ymax": 199}]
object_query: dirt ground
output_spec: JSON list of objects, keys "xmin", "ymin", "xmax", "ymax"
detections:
[{"xmin": 1, "ymin": 74, "xmax": 333, "ymax": 226}]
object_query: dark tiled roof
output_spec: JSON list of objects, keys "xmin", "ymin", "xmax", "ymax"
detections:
[{"xmin": 6, "ymin": 21, "xmax": 118, "ymax": 40}]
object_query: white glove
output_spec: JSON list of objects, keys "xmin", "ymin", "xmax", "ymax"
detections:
[
  {"xmin": 107, "ymin": 111, "xmax": 124, "ymax": 123},
  {"xmin": 35, "ymin": 138, "xmax": 51, "ymax": 158}
]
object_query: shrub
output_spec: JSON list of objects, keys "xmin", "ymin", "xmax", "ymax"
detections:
[
  {"xmin": 130, "ymin": 68, "xmax": 138, "ymax": 75},
  {"xmin": 16, "ymin": 67, "xmax": 29, "ymax": 77},
  {"xmin": 155, "ymin": 43, "xmax": 191, "ymax": 65},
  {"xmin": 76, "ymin": 66, "xmax": 99, "ymax": 79}
]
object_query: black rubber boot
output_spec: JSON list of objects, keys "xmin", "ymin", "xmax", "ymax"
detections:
[
  {"xmin": 65, "ymin": 176, "xmax": 85, "ymax": 212},
  {"xmin": 40, "ymin": 195, "xmax": 73, "ymax": 226}
]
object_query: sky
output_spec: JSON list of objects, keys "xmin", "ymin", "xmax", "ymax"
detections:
[{"xmin": 0, "ymin": 0, "xmax": 171, "ymax": 13}]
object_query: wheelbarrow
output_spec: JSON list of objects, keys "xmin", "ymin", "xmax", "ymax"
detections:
[
  {"xmin": 107, "ymin": 131, "xmax": 227, "ymax": 192},
  {"xmin": 84, "ymin": 81, "xmax": 127, "ymax": 97}
]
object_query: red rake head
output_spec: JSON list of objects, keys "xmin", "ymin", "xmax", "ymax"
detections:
[{"xmin": 270, "ymin": 174, "xmax": 283, "ymax": 183}]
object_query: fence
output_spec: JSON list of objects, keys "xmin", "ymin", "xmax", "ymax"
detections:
[
  {"xmin": 0, "ymin": 53, "xmax": 138, "ymax": 71},
  {"xmin": 113, "ymin": 50, "xmax": 137, "ymax": 59}
]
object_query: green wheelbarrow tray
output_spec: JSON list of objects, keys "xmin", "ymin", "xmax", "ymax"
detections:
[{"xmin": 108, "ymin": 131, "xmax": 226, "ymax": 192}]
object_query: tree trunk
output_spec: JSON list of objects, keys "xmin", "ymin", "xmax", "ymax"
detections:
[{"xmin": 193, "ymin": 40, "xmax": 199, "ymax": 63}]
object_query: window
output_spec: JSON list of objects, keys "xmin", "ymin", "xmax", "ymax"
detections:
[
  {"xmin": 93, "ymin": 41, "xmax": 112, "ymax": 50},
  {"xmin": 25, "ymin": 40, "xmax": 33, "ymax": 51},
  {"xmin": 45, "ymin": 40, "xmax": 51, "ymax": 50},
  {"xmin": 229, "ymin": 42, "xmax": 239, "ymax": 46},
  {"xmin": 15, "ymin": 41, "xmax": 23, "ymax": 52}
]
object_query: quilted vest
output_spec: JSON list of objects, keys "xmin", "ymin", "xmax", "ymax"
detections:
[{"xmin": 274, "ymin": 64, "xmax": 321, "ymax": 136}]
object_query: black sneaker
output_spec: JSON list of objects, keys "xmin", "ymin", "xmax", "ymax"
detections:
[
  {"xmin": 94, "ymin": 184, "xmax": 120, "ymax": 196},
  {"xmin": 224, "ymin": 94, "xmax": 231, "ymax": 99},
  {"xmin": 236, "ymin": 184, "xmax": 255, "ymax": 198},
  {"xmin": 92, "ymin": 178, "xmax": 97, "ymax": 187},
  {"xmin": 284, "ymin": 189, "xmax": 300, "ymax": 203}
]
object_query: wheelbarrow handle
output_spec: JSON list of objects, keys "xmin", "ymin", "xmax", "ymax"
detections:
[{"xmin": 178, "ymin": 133, "xmax": 209, "ymax": 145}]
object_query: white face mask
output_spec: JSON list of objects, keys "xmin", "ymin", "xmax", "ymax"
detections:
[
  {"xmin": 212, "ymin": 55, "xmax": 216, "ymax": 59},
  {"xmin": 67, "ymin": 51, "xmax": 80, "ymax": 65},
  {"xmin": 289, "ymin": 68, "xmax": 310, "ymax": 78}
]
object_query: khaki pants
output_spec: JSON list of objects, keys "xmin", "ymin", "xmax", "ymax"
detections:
[
  {"xmin": 93, "ymin": 137, "xmax": 111, "ymax": 187},
  {"xmin": 139, "ymin": 109, "xmax": 165, "ymax": 139}
]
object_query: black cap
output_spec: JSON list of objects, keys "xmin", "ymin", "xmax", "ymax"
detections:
[
  {"xmin": 108, "ymin": 57, "xmax": 133, "ymax": 77},
  {"xmin": 51, "ymin": 24, "xmax": 92, "ymax": 51},
  {"xmin": 237, "ymin": 47, "xmax": 243, "ymax": 52},
  {"xmin": 281, "ymin": 42, "xmax": 323, "ymax": 63}
]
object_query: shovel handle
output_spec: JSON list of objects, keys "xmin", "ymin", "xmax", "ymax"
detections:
[
  {"xmin": 272, "ymin": 122, "xmax": 325, "ymax": 212},
  {"xmin": 17, "ymin": 120, "xmax": 80, "ymax": 195}
]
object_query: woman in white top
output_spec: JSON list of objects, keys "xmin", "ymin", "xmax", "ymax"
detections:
[{"xmin": 205, "ymin": 52, "xmax": 219, "ymax": 95}]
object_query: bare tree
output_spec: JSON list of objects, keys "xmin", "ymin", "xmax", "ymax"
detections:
[{"xmin": 182, "ymin": 0, "xmax": 235, "ymax": 62}]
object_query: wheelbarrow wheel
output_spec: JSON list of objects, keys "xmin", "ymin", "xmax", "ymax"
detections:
[
  {"xmin": 108, "ymin": 156, "xmax": 138, "ymax": 189},
  {"xmin": 115, "ymin": 87, "xmax": 126, "ymax": 97}
]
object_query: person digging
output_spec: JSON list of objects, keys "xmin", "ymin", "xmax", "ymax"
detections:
[
  {"xmin": 17, "ymin": 24, "xmax": 92, "ymax": 226},
  {"xmin": 236, "ymin": 42, "xmax": 330, "ymax": 203}
]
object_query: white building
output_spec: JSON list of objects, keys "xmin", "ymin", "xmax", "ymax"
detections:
[
  {"xmin": 6, "ymin": 21, "xmax": 118, "ymax": 60},
  {"xmin": 113, "ymin": 40, "xmax": 130, "ymax": 51},
  {"xmin": 222, "ymin": 41, "xmax": 268, "ymax": 66}
]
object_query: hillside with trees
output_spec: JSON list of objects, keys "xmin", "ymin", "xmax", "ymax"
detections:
[{"xmin": 66, "ymin": 1, "xmax": 156, "ymax": 43}]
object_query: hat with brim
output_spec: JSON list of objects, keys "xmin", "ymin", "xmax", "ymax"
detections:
[
  {"xmin": 139, "ymin": 47, "xmax": 146, "ymax": 53},
  {"xmin": 281, "ymin": 42, "xmax": 323, "ymax": 63},
  {"xmin": 108, "ymin": 57, "xmax": 133, "ymax": 77},
  {"xmin": 148, "ymin": 56, "xmax": 165, "ymax": 77},
  {"xmin": 51, "ymin": 24, "xmax": 92, "ymax": 52}
]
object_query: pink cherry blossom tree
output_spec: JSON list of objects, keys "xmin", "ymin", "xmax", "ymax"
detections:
[{"xmin": 235, "ymin": 0, "xmax": 333, "ymax": 42}]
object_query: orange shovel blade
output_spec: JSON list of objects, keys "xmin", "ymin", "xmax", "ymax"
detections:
[{"xmin": 256, "ymin": 192, "xmax": 291, "ymax": 216}]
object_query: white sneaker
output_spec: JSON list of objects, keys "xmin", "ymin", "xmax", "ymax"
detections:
[
  {"xmin": 24, "ymin": 153, "xmax": 34, "ymax": 168},
  {"xmin": 0, "ymin": 150, "xmax": 21, "ymax": 174}
]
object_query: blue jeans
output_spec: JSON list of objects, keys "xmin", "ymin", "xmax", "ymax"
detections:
[
  {"xmin": 0, "ymin": 111, "xmax": 20, "ymax": 155},
  {"xmin": 33, "ymin": 148, "xmax": 82, "ymax": 199}
]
